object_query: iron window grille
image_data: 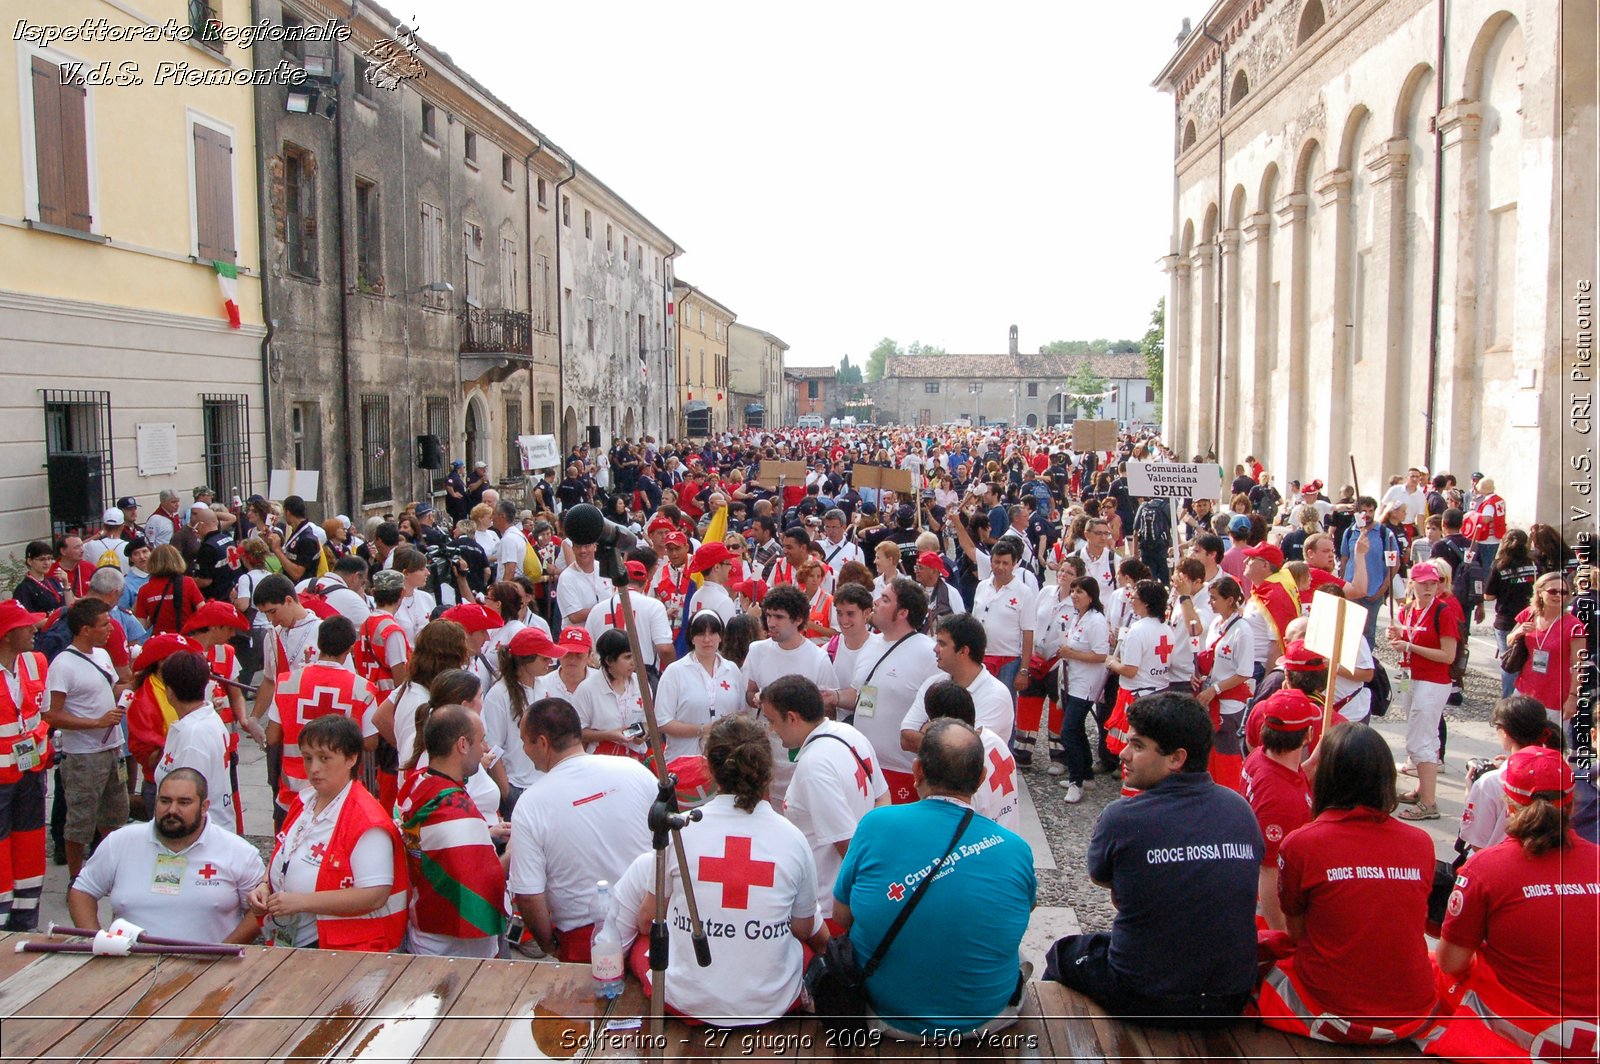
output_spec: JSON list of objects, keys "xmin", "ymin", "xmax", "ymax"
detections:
[
  {"xmin": 425, "ymin": 397, "xmax": 450, "ymax": 492},
  {"xmin": 360, "ymin": 394, "xmax": 392, "ymax": 504},
  {"xmin": 201, "ymin": 394, "xmax": 252, "ymax": 501},
  {"xmin": 41, "ymin": 389, "xmax": 113, "ymax": 536},
  {"xmin": 504, "ymin": 399, "xmax": 523, "ymax": 479}
]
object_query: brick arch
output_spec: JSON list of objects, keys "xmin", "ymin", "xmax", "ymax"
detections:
[
  {"xmin": 1258, "ymin": 162, "xmax": 1281, "ymax": 208},
  {"xmin": 1392, "ymin": 62, "xmax": 1435, "ymax": 139},
  {"xmin": 1292, "ymin": 136, "xmax": 1322, "ymax": 194},
  {"xmin": 1229, "ymin": 184, "xmax": 1249, "ymax": 228},
  {"xmin": 1296, "ymin": 0, "xmax": 1326, "ymax": 45},
  {"xmin": 1462, "ymin": 11, "xmax": 1521, "ymax": 101},
  {"xmin": 1337, "ymin": 104, "xmax": 1372, "ymax": 171}
]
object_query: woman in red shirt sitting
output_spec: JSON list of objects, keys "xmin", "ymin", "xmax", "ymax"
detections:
[
  {"xmin": 1433, "ymin": 747, "xmax": 1599, "ymax": 1060},
  {"xmin": 1386, "ymin": 561, "xmax": 1461, "ymax": 821},
  {"xmin": 1254, "ymin": 723, "xmax": 1443, "ymax": 1046}
]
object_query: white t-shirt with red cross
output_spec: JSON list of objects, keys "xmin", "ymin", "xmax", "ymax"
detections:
[
  {"xmin": 741, "ymin": 639, "xmax": 839, "ymax": 802},
  {"xmin": 155, "ymin": 706, "xmax": 233, "ymax": 832},
  {"xmin": 653, "ymin": 654, "xmax": 745, "ymax": 763},
  {"xmin": 847, "ymin": 632, "xmax": 940, "ymax": 776},
  {"xmin": 660, "ymin": 795, "xmax": 817, "ymax": 1024},
  {"xmin": 975, "ymin": 726, "xmax": 1021, "ymax": 832},
  {"xmin": 900, "ymin": 667, "xmax": 1016, "ymax": 742},
  {"xmin": 572, "ymin": 670, "xmax": 647, "ymax": 755},
  {"xmin": 783, "ymin": 720, "xmax": 887, "ymax": 917},
  {"xmin": 507, "ymin": 753, "xmax": 656, "ymax": 931},
  {"xmin": 1203, "ymin": 613, "xmax": 1255, "ymax": 696},
  {"xmin": 264, "ymin": 613, "xmax": 321, "ymax": 680},
  {"xmin": 1117, "ymin": 615, "xmax": 1175, "ymax": 694},
  {"xmin": 586, "ymin": 592, "xmax": 672, "ymax": 669},
  {"xmin": 972, "ymin": 577, "xmax": 1038, "ymax": 659}
]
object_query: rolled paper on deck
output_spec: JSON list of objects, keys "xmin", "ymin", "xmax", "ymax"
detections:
[
  {"xmin": 17, "ymin": 939, "xmax": 244, "ymax": 957},
  {"xmin": 92, "ymin": 931, "xmax": 134, "ymax": 956},
  {"xmin": 108, "ymin": 918, "xmax": 146, "ymax": 942},
  {"xmin": 47, "ymin": 923, "xmax": 225, "ymax": 950}
]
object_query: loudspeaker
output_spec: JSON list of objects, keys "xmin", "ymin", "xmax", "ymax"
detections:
[
  {"xmin": 416, "ymin": 434, "xmax": 443, "ymax": 470},
  {"xmin": 587, "ymin": 425, "xmax": 601, "ymax": 449},
  {"xmin": 47, "ymin": 453, "xmax": 102, "ymax": 529}
]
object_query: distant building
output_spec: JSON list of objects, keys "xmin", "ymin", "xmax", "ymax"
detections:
[
  {"xmin": 727, "ymin": 324, "xmax": 787, "ymax": 429},
  {"xmin": 871, "ymin": 327, "xmax": 1155, "ymax": 428},
  {"xmin": 673, "ymin": 280, "xmax": 735, "ymax": 437},
  {"xmin": 785, "ymin": 366, "xmax": 836, "ymax": 423}
]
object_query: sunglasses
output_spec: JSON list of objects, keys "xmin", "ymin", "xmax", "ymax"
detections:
[{"xmin": 1544, "ymin": 587, "xmax": 1569, "ymax": 596}]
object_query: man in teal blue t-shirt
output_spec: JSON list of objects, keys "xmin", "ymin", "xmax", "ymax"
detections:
[{"xmin": 834, "ymin": 719, "xmax": 1036, "ymax": 1037}]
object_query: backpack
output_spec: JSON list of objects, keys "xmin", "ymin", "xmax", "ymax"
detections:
[
  {"xmin": 1433, "ymin": 536, "xmax": 1486, "ymax": 609},
  {"xmin": 1365, "ymin": 659, "xmax": 1392, "ymax": 718},
  {"xmin": 33, "ymin": 613, "xmax": 73, "ymax": 661},
  {"xmin": 1133, "ymin": 501, "xmax": 1170, "ymax": 549},
  {"xmin": 522, "ymin": 540, "xmax": 544, "ymax": 582}
]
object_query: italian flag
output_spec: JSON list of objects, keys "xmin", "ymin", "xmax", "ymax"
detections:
[{"xmin": 213, "ymin": 260, "xmax": 241, "ymax": 328}]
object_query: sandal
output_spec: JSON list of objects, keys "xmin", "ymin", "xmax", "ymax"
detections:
[
  {"xmin": 1397, "ymin": 789, "xmax": 1421, "ymax": 804},
  {"xmin": 1397, "ymin": 803, "xmax": 1440, "ymax": 821}
]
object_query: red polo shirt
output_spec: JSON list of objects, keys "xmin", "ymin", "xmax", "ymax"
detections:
[
  {"xmin": 1396, "ymin": 596, "xmax": 1463, "ymax": 684},
  {"xmin": 1240, "ymin": 749, "xmax": 1310, "ymax": 864},
  {"xmin": 1277, "ymin": 807, "xmax": 1438, "ymax": 1022},
  {"xmin": 1441, "ymin": 836, "xmax": 1600, "ymax": 1019},
  {"xmin": 1299, "ymin": 567, "xmax": 1345, "ymax": 608}
]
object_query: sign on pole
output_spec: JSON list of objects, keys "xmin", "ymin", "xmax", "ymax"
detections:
[
  {"xmin": 1125, "ymin": 460, "xmax": 1223, "ymax": 500},
  {"xmin": 517, "ymin": 434, "xmax": 560, "ymax": 470},
  {"xmin": 1304, "ymin": 593, "xmax": 1369, "ymax": 672},
  {"xmin": 268, "ymin": 469, "xmax": 321, "ymax": 501},
  {"xmin": 1073, "ymin": 419, "xmax": 1119, "ymax": 451}
]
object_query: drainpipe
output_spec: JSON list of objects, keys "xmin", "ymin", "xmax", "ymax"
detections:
[
  {"xmin": 663, "ymin": 250, "xmax": 677, "ymax": 441},
  {"xmin": 251, "ymin": 0, "xmax": 275, "ymax": 475},
  {"xmin": 524, "ymin": 135, "xmax": 543, "ymax": 437},
  {"xmin": 550, "ymin": 155, "xmax": 577, "ymax": 452},
  {"xmin": 1422, "ymin": 0, "xmax": 1447, "ymax": 470},
  {"xmin": 334, "ymin": 0, "xmax": 359, "ymax": 515},
  {"xmin": 1201, "ymin": 21, "xmax": 1226, "ymax": 457}
]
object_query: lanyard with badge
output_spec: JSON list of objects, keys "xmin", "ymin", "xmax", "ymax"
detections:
[
  {"xmin": 855, "ymin": 633, "xmax": 916, "ymax": 719},
  {"xmin": 269, "ymin": 798, "xmax": 329, "ymax": 945},
  {"xmin": 1527, "ymin": 620, "xmax": 1561, "ymax": 675}
]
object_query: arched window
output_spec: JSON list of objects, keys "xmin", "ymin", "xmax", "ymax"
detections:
[
  {"xmin": 1230, "ymin": 69, "xmax": 1250, "ymax": 105},
  {"xmin": 1182, "ymin": 120, "xmax": 1198, "ymax": 150},
  {"xmin": 1297, "ymin": 0, "xmax": 1325, "ymax": 45}
]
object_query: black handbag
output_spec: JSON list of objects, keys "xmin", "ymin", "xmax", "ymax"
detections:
[
  {"xmin": 1500, "ymin": 634, "xmax": 1530, "ymax": 675},
  {"xmin": 805, "ymin": 808, "xmax": 973, "ymax": 1034}
]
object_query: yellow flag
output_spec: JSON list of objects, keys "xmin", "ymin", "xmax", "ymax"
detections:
[{"xmin": 693, "ymin": 505, "xmax": 729, "ymax": 587}]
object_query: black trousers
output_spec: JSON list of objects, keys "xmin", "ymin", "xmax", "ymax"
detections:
[{"xmin": 1044, "ymin": 932, "xmax": 1250, "ymax": 1028}]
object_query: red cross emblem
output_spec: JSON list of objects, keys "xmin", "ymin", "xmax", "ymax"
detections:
[
  {"xmin": 1154, "ymin": 635, "xmax": 1175, "ymax": 664},
  {"xmin": 295, "ymin": 684, "xmax": 355, "ymax": 726},
  {"xmin": 226, "ymin": 545, "xmax": 244, "ymax": 568},
  {"xmin": 162, "ymin": 753, "xmax": 174, "ymax": 766},
  {"xmin": 987, "ymin": 748, "xmax": 1017, "ymax": 796},
  {"xmin": 697, "ymin": 836, "xmax": 775, "ymax": 910},
  {"xmin": 1008, "ymin": 598, "xmax": 1018, "ymax": 608},
  {"xmin": 339, "ymin": 875, "xmax": 354, "ymax": 889},
  {"xmin": 198, "ymin": 863, "xmax": 219, "ymax": 881},
  {"xmin": 1219, "ymin": 644, "xmax": 1233, "ymax": 659},
  {"xmin": 853, "ymin": 754, "xmax": 874, "ymax": 798},
  {"xmin": 605, "ymin": 608, "xmax": 622, "ymax": 627},
  {"xmin": 309, "ymin": 842, "xmax": 327, "ymax": 862},
  {"xmin": 719, "ymin": 680, "xmax": 731, "ymax": 691},
  {"xmin": 887, "ymin": 882, "xmax": 906, "ymax": 902}
]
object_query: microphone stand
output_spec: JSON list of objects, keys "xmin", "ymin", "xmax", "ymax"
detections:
[{"xmin": 605, "ymin": 556, "xmax": 712, "ymax": 1053}]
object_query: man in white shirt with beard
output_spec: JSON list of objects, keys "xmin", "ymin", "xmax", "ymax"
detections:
[
  {"xmin": 899, "ymin": 613, "xmax": 1017, "ymax": 753},
  {"xmin": 741, "ymin": 585, "xmax": 837, "ymax": 803},
  {"xmin": 761, "ymin": 675, "xmax": 887, "ymax": 929},
  {"xmin": 825, "ymin": 577, "xmax": 940, "ymax": 805}
]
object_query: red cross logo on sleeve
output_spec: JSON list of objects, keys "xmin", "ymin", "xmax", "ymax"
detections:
[
  {"xmin": 309, "ymin": 842, "xmax": 327, "ymax": 862},
  {"xmin": 1154, "ymin": 635, "xmax": 1175, "ymax": 664},
  {"xmin": 605, "ymin": 606, "xmax": 622, "ymax": 627},
  {"xmin": 162, "ymin": 753, "xmax": 174, "ymax": 766},
  {"xmin": 339, "ymin": 875, "xmax": 354, "ymax": 889},
  {"xmin": 853, "ymin": 754, "xmax": 874, "ymax": 798},
  {"xmin": 697, "ymin": 836, "xmax": 776, "ymax": 910},
  {"xmin": 198, "ymin": 863, "xmax": 219, "ymax": 881},
  {"xmin": 296, "ymin": 685, "xmax": 355, "ymax": 726},
  {"xmin": 886, "ymin": 882, "xmax": 906, "ymax": 902},
  {"xmin": 987, "ymin": 748, "xmax": 1017, "ymax": 796}
]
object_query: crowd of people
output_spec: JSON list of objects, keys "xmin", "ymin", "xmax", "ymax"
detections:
[{"xmin": 0, "ymin": 425, "xmax": 1594, "ymax": 1051}]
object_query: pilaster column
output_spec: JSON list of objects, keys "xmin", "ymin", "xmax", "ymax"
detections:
[
  {"xmin": 1435, "ymin": 102, "xmax": 1483, "ymax": 469},
  {"xmin": 1275, "ymin": 191, "xmax": 1310, "ymax": 480},
  {"xmin": 1366, "ymin": 138, "xmax": 1412, "ymax": 477},
  {"xmin": 1219, "ymin": 227, "xmax": 1242, "ymax": 466},
  {"xmin": 1162, "ymin": 253, "xmax": 1190, "ymax": 453},
  {"xmin": 1194, "ymin": 243, "xmax": 1218, "ymax": 457},
  {"xmin": 1242, "ymin": 210, "xmax": 1273, "ymax": 456},
  {"xmin": 1316, "ymin": 168, "xmax": 1354, "ymax": 482}
]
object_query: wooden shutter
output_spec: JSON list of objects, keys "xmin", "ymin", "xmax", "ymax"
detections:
[
  {"xmin": 30, "ymin": 57, "xmax": 92, "ymax": 231},
  {"xmin": 194, "ymin": 125, "xmax": 235, "ymax": 263}
]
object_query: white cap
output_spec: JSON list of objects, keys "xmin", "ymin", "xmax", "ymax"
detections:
[
  {"xmin": 102, "ymin": 507, "xmax": 125, "ymax": 526},
  {"xmin": 335, "ymin": 514, "xmax": 351, "ymax": 527}
]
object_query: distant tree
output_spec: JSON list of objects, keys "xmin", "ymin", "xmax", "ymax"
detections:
[
  {"xmin": 906, "ymin": 341, "xmax": 947, "ymax": 357},
  {"xmin": 837, "ymin": 355, "xmax": 862, "ymax": 387},
  {"xmin": 1065, "ymin": 363, "xmax": 1109, "ymax": 418},
  {"xmin": 1141, "ymin": 298, "xmax": 1165, "ymax": 420},
  {"xmin": 865, "ymin": 337, "xmax": 900, "ymax": 383}
]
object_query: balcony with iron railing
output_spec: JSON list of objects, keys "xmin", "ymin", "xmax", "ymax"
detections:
[
  {"xmin": 188, "ymin": 0, "xmax": 225, "ymax": 53},
  {"xmin": 459, "ymin": 308, "xmax": 533, "ymax": 383}
]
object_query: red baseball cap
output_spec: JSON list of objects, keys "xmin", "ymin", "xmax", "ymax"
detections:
[
  {"xmin": 441, "ymin": 603, "xmax": 504, "ymax": 633},
  {"xmin": 1279, "ymin": 639, "xmax": 1328, "ymax": 673},
  {"xmin": 731, "ymin": 578, "xmax": 768, "ymax": 602},
  {"xmin": 1243, "ymin": 542, "xmax": 1284, "ymax": 570},
  {"xmin": 0, "ymin": 600, "xmax": 47, "ymax": 640},
  {"xmin": 182, "ymin": 601, "xmax": 248, "ymax": 634},
  {"xmin": 134, "ymin": 632, "xmax": 202, "ymax": 669},
  {"xmin": 507, "ymin": 627, "xmax": 564, "ymax": 659},
  {"xmin": 690, "ymin": 542, "xmax": 733, "ymax": 575},
  {"xmin": 1258, "ymin": 689, "xmax": 1321, "ymax": 731},
  {"xmin": 1502, "ymin": 747, "xmax": 1575, "ymax": 810},
  {"xmin": 915, "ymin": 551, "xmax": 948, "ymax": 577},
  {"xmin": 663, "ymin": 531, "xmax": 688, "ymax": 548},
  {"xmin": 555, "ymin": 626, "xmax": 594, "ymax": 655},
  {"xmin": 1408, "ymin": 561, "xmax": 1444, "ymax": 584},
  {"xmin": 646, "ymin": 515, "xmax": 676, "ymax": 535},
  {"xmin": 625, "ymin": 560, "xmax": 649, "ymax": 582}
]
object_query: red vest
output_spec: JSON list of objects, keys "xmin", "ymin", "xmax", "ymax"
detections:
[
  {"xmin": 273, "ymin": 664, "xmax": 376, "ymax": 803},
  {"xmin": 206, "ymin": 643, "xmax": 240, "ymax": 755},
  {"xmin": 274, "ymin": 782, "xmax": 408, "ymax": 952},
  {"xmin": 354, "ymin": 614, "xmax": 409, "ymax": 691},
  {"xmin": 0, "ymin": 652, "xmax": 50, "ymax": 784}
]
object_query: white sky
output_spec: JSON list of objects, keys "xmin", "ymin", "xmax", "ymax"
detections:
[{"xmin": 402, "ymin": 0, "xmax": 1201, "ymax": 367}]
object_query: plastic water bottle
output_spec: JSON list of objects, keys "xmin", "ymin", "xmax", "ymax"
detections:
[{"xmin": 590, "ymin": 880, "xmax": 624, "ymax": 999}]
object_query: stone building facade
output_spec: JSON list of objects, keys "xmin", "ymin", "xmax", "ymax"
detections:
[
  {"xmin": 727, "ymin": 323, "xmax": 787, "ymax": 429},
  {"xmin": 254, "ymin": 0, "xmax": 568, "ymax": 518},
  {"xmin": 786, "ymin": 367, "xmax": 835, "ymax": 423},
  {"xmin": 1154, "ymin": 0, "xmax": 1592, "ymax": 526},
  {"xmin": 871, "ymin": 328, "xmax": 1155, "ymax": 428},
  {"xmin": 558, "ymin": 172, "xmax": 679, "ymax": 454},
  {"xmin": 672, "ymin": 281, "xmax": 735, "ymax": 438}
]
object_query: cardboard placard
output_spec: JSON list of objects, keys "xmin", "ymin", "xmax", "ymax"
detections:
[
  {"xmin": 1073, "ymin": 419, "xmax": 1119, "ymax": 451},
  {"xmin": 1304, "ymin": 593, "xmax": 1369, "ymax": 672},
  {"xmin": 268, "ymin": 469, "xmax": 321, "ymax": 502},
  {"xmin": 517, "ymin": 434, "xmax": 560, "ymax": 471},
  {"xmin": 757, "ymin": 460, "xmax": 806, "ymax": 485},
  {"xmin": 851, "ymin": 464, "xmax": 916, "ymax": 496}
]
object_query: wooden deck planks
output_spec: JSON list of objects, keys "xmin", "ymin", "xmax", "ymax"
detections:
[
  {"xmin": 0, "ymin": 952, "xmax": 164, "ymax": 1059},
  {"xmin": 179, "ymin": 947, "xmax": 369, "ymax": 1063}
]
